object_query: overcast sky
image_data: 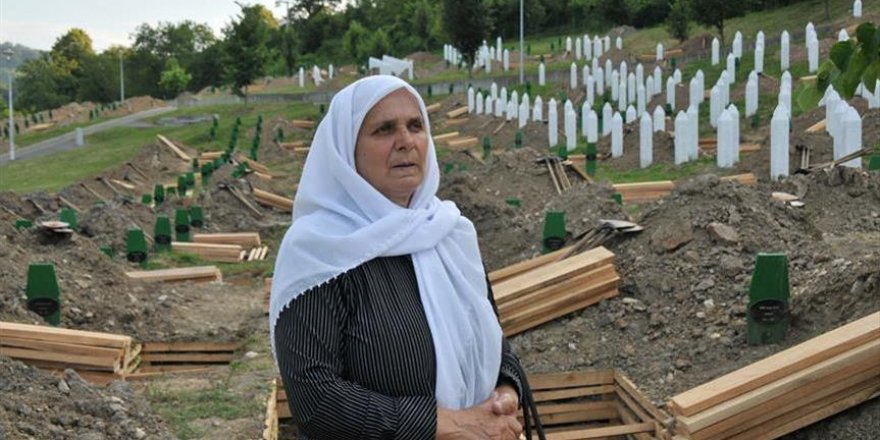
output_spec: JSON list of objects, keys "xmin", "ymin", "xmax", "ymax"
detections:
[{"xmin": 0, "ymin": 0, "xmax": 292, "ymax": 52}]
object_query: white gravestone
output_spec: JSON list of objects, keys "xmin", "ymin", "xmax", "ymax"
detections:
[
  {"xmin": 727, "ymin": 53, "xmax": 737, "ymax": 84},
  {"xmin": 611, "ymin": 112, "xmax": 624, "ymax": 158},
  {"xmin": 533, "ymin": 96, "xmax": 543, "ymax": 122},
  {"xmin": 657, "ymin": 43, "xmax": 664, "ymax": 61},
  {"xmin": 595, "ymin": 67, "xmax": 605, "ymax": 96},
  {"xmin": 485, "ymin": 95, "xmax": 493, "ymax": 115},
  {"xmin": 495, "ymin": 98, "xmax": 504, "ymax": 118},
  {"xmin": 616, "ymin": 36, "xmax": 623, "ymax": 50},
  {"xmin": 565, "ymin": 105, "xmax": 577, "ymax": 152},
  {"xmin": 518, "ymin": 101, "xmax": 529, "ymax": 128},
  {"xmin": 603, "ymin": 103, "xmax": 613, "ymax": 137},
  {"xmin": 640, "ymin": 112, "xmax": 653, "ymax": 168},
  {"xmin": 781, "ymin": 31, "xmax": 790, "ymax": 72},
  {"xmin": 497, "ymin": 37, "xmax": 503, "ymax": 61},
  {"xmin": 468, "ymin": 87, "xmax": 475, "ymax": 113},
  {"xmin": 733, "ymin": 32, "xmax": 743, "ymax": 59},
  {"xmin": 637, "ymin": 84, "xmax": 647, "ymax": 116},
  {"xmin": 730, "ymin": 104, "xmax": 740, "ymax": 164},
  {"xmin": 712, "ymin": 38, "xmax": 720, "ymax": 66},
  {"xmin": 75, "ymin": 128, "xmax": 84, "ymax": 147},
  {"xmin": 746, "ymin": 75, "xmax": 759, "ymax": 117},
  {"xmin": 770, "ymin": 105, "xmax": 790, "ymax": 180},
  {"xmin": 506, "ymin": 101, "xmax": 515, "ymax": 121},
  {"xmin": 566, "ymin": 37, "xmax": 573, "ymax": 55},
  {"xmin": 842, "ymin": 107, "xmax": 863, "ymax": 168},
  {"xmin": 626, "ymin": 105, "xmax": 637, "ymax": 124},
  {"xmin": 838, "ymin": 29, "xmax": 849, "ymax": 42},
  {"xmin": 548, "ymin": 98, "xmax": 559, "ymax": 148},
  {"xmin": 503, "ymin": 49, "xmax": 510, "ymax": 71},
  {"xmin": 667, "ymin": 77, "xmax": 676, "ymax": 111},
  {"xmin": 653, "ymin": 67, "xmax": 662, "ymax": 96},
  {"xmin": 854, "ymin": 0, "xmax": 862, "ymax": 18},
  {"xmin": 717, "ymin": 109, "xmax": 735, "ymax": 168},
  {"xmin": 710, "ymin": 85, "xmax": 722, "ymax": 128},
  {"xmin": 475, "ymin": 92, "xmax": 484, "ymax": 114},
  {"xmin": 491, "ymin": 82, "xmax": 498, "ymax": 101},
  {"xmin": 646, "ymin": 76, "xmax": 655, "ymax": 99},
  {"xmin": 587, "ymin": 110, "xmax": 598, "ymax": 144},
  {"xmin": 653, "ymin": 106, "xmax": 666, "ymax": 132},
  {"xmin": 298, "ymin": 67, "xmax": 305, "ymax": 87},
  {"xmin": 611, "ymin": 71, "xmax": 620, "ymax": 101},
  {"xmin": 808, "ymin": 37, "xmax": 819, "ymax": 73},
  {"xmin": 570, "ymin": 63, "xmax": 578, "ymax": 89},
  {"xmin": 755, "ymin": 46, "xmax": 764, "ymax": 74},
  {"xmin": 605, "ymin": 59, "xmax": 613, "ymax": 87},
  {"xmin": 584, "ymin": 35, "xmax": 592, "ymax": 60},
  {"xmin": 688, "ymin": 105, "xmax": 700, "ymax": 160},
  {"xmin": 674, "ymin": 111, "xmax": 689, "ymax": 165},
  {"xmin": 539, "ymin": 63, "xmax": 546, "ymax": 86},
  {"xmin": 586, "ymin": 75, "xmax": 595, "ymax": 106},
  {"xmin": 627, "ymin": 73, "xmax": 636, "ymax": 104},
  {"xmin": 575, "ymin": 37, "xmax": 582, "ymax": 60},
  {"xmin": 618, "ymin": 80, "xmax": 628, "ymax": 112}
]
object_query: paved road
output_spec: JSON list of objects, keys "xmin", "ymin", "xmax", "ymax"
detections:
[{"xmin": 0, "ymin": 106, "xmax": 177, "ymax": 165}]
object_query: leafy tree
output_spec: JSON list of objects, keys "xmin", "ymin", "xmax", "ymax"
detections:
[
  {"xmin": 288, "ymin": 0, "xmax": 341, "ymax": 21},
  {"xmin": 223, "ymin": 3, "xmax": 275, "ymax": 104},
  {"xmin": 77, "ymin": 52, "xmax": 119, "ymax": 103},
  {"xmin": 818, "ymin": 22, "xmax": 880, "ymax": 99},
  {"xmin": 364, "ymin": 28, "xmax": 392, "ymax": 59},
  {"xmin": 666, "ymin": 0, "xmax": 691, "ymax": 43},
  {"xmin": 50, "ymin": 28, "xmax": 95, "ymax": 72},
  {"xmin": 688, "ymin": 0, "xmax": 746, "ymax": 44},
  {"xmin": 275, "ymin": 19, "xmax": 299, "ymax": 76},
  {"xmin": 442, "ymin": 0, "xmax": 489, "ymax": 67},
  {"xmin": 129, "ymin": 21, "xmax": 216, "ymax": 97},
  {"xmin": 15, "ymin": 57, "xmax": 70, "ymax": 111},
  {"xmin": 343, "ymin": 20, "xmax": 369, "ymax": 61},
  {"xmin": 158, "ymin": 58, "xmax": 192, "ymax": 98}
]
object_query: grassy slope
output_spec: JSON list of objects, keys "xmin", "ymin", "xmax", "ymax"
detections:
[{"xmin": 0, "ymin": 102, "xmax": 321, "ymax": 193}]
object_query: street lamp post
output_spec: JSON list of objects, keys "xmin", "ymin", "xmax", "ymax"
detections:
[
  {"xmin": 519, "ymin": 0, "xmax": 524, "ymax": 85},
  {"xmin": 119, "ymin": 52, "xmax": 125, "ymax": 103},
  {"xmin": 3, "ymin": 49, "xmax": 14, "ymax": 161}
]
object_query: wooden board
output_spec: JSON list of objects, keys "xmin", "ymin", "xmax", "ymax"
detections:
[
  {"xmin": 142, "ymin": 342, "xmax": 239, "ymax": 353},
  {"xmin": 291, "ymin": 119, "xmax": 316, "ymax": 129},
  {"xmin": 433, "ymin": 131, "xmax": 460, "ymax": 142},
  {"xmin": 425, "ymin": 103, "xmax": 442, "ymax": 113},
  {"xmin": 446, "ymin": 106, "xmax": 468, "ymax": 119},
  {"xmin": 125, "ymin": 266, "xmax": 222, "ymax": 283},
  {"xmin": 447, "ymin": 137, "xmax": 479, "ymax": 149},
  {"xmin": 669, "ymin": 311, "xmax": 880, "ymax": 417},
  {"xmin": 253, "ymin": 188, "xmax": 293, "ymax": 212},
  {"xmin": 193, "ymin": 232, "xmax": 261, "ymax": 248},
  {"xmin": 141, "ymin": 352, "xmax": 235, "ymax": 363},
  {"xmin": 492, "ymin": 247, "xmax": 614, "ymax": 303},
  {"xmin": 488, "ymin": 247, "xmax": 570, "ymax": 284},
  {"xmin": 157, "ymin": 135, "xmax": 192, "ymax": 161},
  {"xmin": 720, "ymin": 173, "xmax": 757, "ymax": 185},
  {"xmin": 0, "ymin": 346, "xmax": 122, "ymax": 371},
  {"xmin": 677, "ymin": 339, "xmax": 880, "ymax": 433},
  {"xmin": 544, "ymin": 422, "xmax": 655, "ymax": 440},
  {"xmin": 0, "ymin": 322, "xmax": 131, "ymax": 349},
  {"xmin": 172, "ymin": 242, "xmax": 243, "ymax": 263},
  {"xmin": 445, "ymin": 117, "xmax": 469, "ymax": 126},
  {"xmin": 805, "ymin": 119, "xmax": 827, "ymax": 133}
]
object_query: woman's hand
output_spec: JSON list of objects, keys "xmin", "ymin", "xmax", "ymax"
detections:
[
  {"xmin": 491, "ymin": 384, "xmax": 519, "ymax": 416},
  {"xmin": 437, "ymin": 393, "xmax": 522, "ymax": 440}
]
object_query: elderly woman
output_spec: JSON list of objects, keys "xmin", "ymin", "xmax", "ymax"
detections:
[{"xmin": 270, "ymin": 75, "xmax": 539, "ymax": 439}]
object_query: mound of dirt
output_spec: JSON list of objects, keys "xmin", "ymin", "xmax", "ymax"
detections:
[{"xmin": 0, "ymin": 356, "xmax": 176, "ymax": 440}]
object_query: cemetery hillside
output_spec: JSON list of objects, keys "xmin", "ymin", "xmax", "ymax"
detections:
[{"xmin": 1, "ymin": 0, "xmax": 879, "ymax": 439}]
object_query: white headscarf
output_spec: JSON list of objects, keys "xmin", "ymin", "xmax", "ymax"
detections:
[{"xmin": 269, "ymin": 75, "xmax": 502, "ymax": 409}]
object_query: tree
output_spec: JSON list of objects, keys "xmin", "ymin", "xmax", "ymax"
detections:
[
  {"xmin": 287, "ymin": 0, "xmax": 341, "ymax": 21},
  {"xmin": 688, "ymin": 0, "xmax": 745, "ymax": 44},
  {"xmin": 666, "ymin": 0, "xmax": 691, "ymax": 43},
  {"xmin": 343, "ymin": 20, "xmax": 369, "ymax": 61},
  {"xmin": 50, "ymin": 28, "xmax": 95, "ymax": 72},
  {"xmin": 364, "ymin": 28, "xmax": 392, "ymax": 59},
  {"xmin": 77, "ymin": 52, "xmax": 119, "ymax": 103},
  {"xmin": 158, "ymin": 58, "xmax": 192, "ymax": 98},
  {"xmin": 223, "ymin": 3, "xmax": 275, "ymax": 104},
  {"xmin": 442, "ymin": 0, "xmax": 489, "ymax": 68},
  {"xmin": 818, "ymin": 22, "xmax": 880, "ymax": 99},
  {"xmin": 15, "ymin": 57, "xmax": 70, "ymax": 111}
]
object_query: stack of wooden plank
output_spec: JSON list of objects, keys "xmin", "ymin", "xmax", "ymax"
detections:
[
  {"xmin": 172, "ymin": 242, "xmax": 244, "ymax": 263},
  {"xmin": 126, "ymin": 266, "xmax": 223, "ymax": 283},
  {"xmin": 0, "ymin": 322, "xmax": 141, "ymax": 384},
  {"xmin": 669, "ymin": 311, "xmax": 880, "ymax": 440},
  {"xmin": 194, "ymin": 232, "xmax": 261, "ymax": 248},
  {"xmin": 612, "ymin": 181, "xmax": 675, "ymax": 203},
  {"xmin": 139, "ymin": 341, "xmax": 239, "ymax": 373},
  {"xmin": 491, "ymin": 247, "xmax": 619, "ymax": 336},
  {"xmin": 253, "ymin": 188, "xmax": 294, "ymax": 212},
  {"xmin": 526, "ymin": 369, "xmax": 667, "ymax": 440}
]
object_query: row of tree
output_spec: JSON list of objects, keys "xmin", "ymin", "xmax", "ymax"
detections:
[{"xmin": 8, "ymin": 0, "xmax": 821, "ymax": 114}]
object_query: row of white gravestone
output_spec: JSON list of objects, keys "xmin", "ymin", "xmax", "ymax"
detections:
[
  {"xmin": 824, "ymin": 89, "xmax": 864, "ymax": 168},
  {"xmin": 716, "ymin": 105, "xmax": 741, "ymax": 168},
  {"xmin": 674, "ymin": 106, "xmax": 701, "ymax": 165},
  {"xmin": 294, "ymin": 65, "xmax": 334, "ymax": 88},
  {"xmin": 565, "ymin": 34, "xmax": 614, "ymax": 61}
]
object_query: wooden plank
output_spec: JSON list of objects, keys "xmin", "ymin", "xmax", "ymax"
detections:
[
  {"xmin": 425, "ymin": 103, "xmax": 442, "ymax": 113},
  {"xmin": 445, "ymin": 117, "xmax": 469, "ymax": 126},
  {"xmin": 263, "ymin": 379, "xmax": 279, "ymax": 440},
  {"xmin": 686, "ymin": 361, "xmax": 880, "ymax": 440},
  {"xmin": 136, "ymin": 364, "xmax": 224, "ymax": 373},
  {"xmin": 534, "ymin": 385, "xmax": 617, "ymax": 403},
  {"xmin": 193, "ymin": 233, "xmax": 261, "ymax": 248},
  {"xmin": 157, "ymin": 135, "xmax": 192, "ymax": 161},
  {"xmin": 142, "ymin": 342, "xmax": 239, "ymax": 353},
  {"xmin": 615, "ymin": 371, "xmax": 668, "ymax": 424},
  {"xmin": 446, "ymin": 106, "xmax": 468, "ymax": 119},
  {"xmin": 498, "ymin": 264, "xmax": 616, "ymax": 316},
  {"xmin": 805, "ymin": 119, "xmax": 826, "ymax": 133},
  {"xmin": 433, "ymin": 131, "xmax": 460, "ymax": 142},
  {"xmin": 141, "ymin": 352, "xmax": 235, "ymax": 363},
  {"xmin": 0, "ymin": 322, "xmax": 130, "ymax": 349},
  {"xmin": 613, "ymin": 181, "xmax": 675, "ymax": 193},
  {"xmin": 253, "ymin": 188, "xmax": 293, "ymax": 212},
  {"xmin": 720, "ymin": 173, "xmax": 757, "ymax": 185},
  {"xmin": 200, "ymin": 151, "xmax": 224, "ymax": 160},
  {"xmin": 259, "ymin": 246, "xmax": 269, "ymax": 260},
  {"xmin": 237, "ymin": 155, "xmax": 270, "ymax": 174},
  {"xmin": 110, "ymin": 179, "xmax": 136, "ymax": 190},
  {"xmin": 0, "ymin": 346, "xmax": 121, "ymax": 371},
  {"xmin": 615, "ymin": 401, "xmax": 656, "ymax": 440},
  {"xmin": 537, "ymin": 405, "xmax": 619, "ymax": 425},
  {"xmin": 489, "ymin": 247, "xmax": 571, "ymax": 284},
  {"xmin": 1, "ymin": 337, "xmax": 123, "ymax": 360},
  {"xmin": 669, "ymin": 311, "xmax": 880, "ymax": 417},
  {"xmin": 125, "ymin": 266, "xmax": 222, "ymax": 283},
  {"xmin": 447, "ymin": 137, "xmax": 479, "ymax": 149},
  {"xmin": 725, "ymin": 377, "xmax": 880, "ymax": 440},
  {"xmin": 57, "ymin": 195, "xmax": 82, "ymax": 213},
  {"xmin": 291, "ymin": 119, "xmax": 316, "ymax": 129},
  {"xmin": 493, "ymin": 247, "xmax": 615, "ymax": 303},
  {"xmin": 504, "ymin": 280, "xmax": 618, "ymax": 336},
  {"xmin": 678, "ymin": 340, "xmax": 880, "ymax": 433},
  {"xmin": 544, "ymin": 422, "xmax": 656, "ymax": 440},
  {"xmin": 529, "ymin": 370, "xmax": 616, "ymax": 391}
]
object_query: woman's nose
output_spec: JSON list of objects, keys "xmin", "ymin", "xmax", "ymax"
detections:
[{"xmin": 395, "ymin": 126, "xmax": 415, "ymax": 149}]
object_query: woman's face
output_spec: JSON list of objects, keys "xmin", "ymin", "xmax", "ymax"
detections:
[{"xmin": 355, "ymin": 88, "xmax": 428, "ymax": 207}]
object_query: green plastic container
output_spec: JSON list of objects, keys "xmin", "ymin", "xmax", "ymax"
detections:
[
  {"xmin": 26, "ymin": 263, "xmax": 61, "ymax": 326},
  {"xmin": 174, "ymin": 208, "xmax": 191, "ymax": 242},
  {"xmin": 154, "ymin": 216, "xmax": 172, "ymax": 252},
  {"xmin": 126, "ymin": 229, "xmax": 148, "ymax": 264},
  {"xmin": 190, "ymin": 206, "xmax": 204, "ymax": 228},
  {"xmin": 543, "ymin": 211, "xmax": 566, "ymax": 253},
  {"xmin": 747, "ymin": 253, "xmax": 790, "ymax": 345}
]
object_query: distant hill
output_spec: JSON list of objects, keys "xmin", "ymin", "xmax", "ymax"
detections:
[{"xmin": 0, "ymin": 42, "xmax": 44, "ymax": 70}]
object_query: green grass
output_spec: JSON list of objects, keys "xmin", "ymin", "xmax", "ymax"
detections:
[
  {"xmin": 146, "ymin": 381, "xmax": 262, "ymax": 440},
  {"xmin": 595, "ymin": 156, "xmax": 719, "ymax": 184},
  {"xmin": 0, "ymin": 101, "xmax": 320, "ymax": 193}
]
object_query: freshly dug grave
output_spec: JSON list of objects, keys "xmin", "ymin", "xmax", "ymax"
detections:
[{"xmin": 0, "ymin": 356, "xmax": 176, "ymax": 440}]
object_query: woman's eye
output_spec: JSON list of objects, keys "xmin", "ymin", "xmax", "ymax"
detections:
[
  {"xmin": 375, "ymin": 124, "xmax": 393, "ymax": 134},
  {"xmin": 409, "ymin": 120, "xmax": 423, "ymax": 131}
]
